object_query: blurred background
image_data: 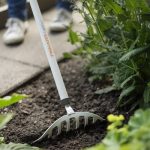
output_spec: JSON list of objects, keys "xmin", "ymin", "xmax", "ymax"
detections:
[
  {"xmin": 0, "ymin": 0, "xmax": 84, "ymax": 97},
  {"xmin": 0, "ymin": 0, "xmax": 56, "ymax": 29},
  {"xmin": 0, "ymin": 0, "xmax": 6, "ymax": 6}
]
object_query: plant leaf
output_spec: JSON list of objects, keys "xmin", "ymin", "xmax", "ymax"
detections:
[
  {"xmin": 120, "ymin": 74, "xmax": 137, "ymax": 88},
  {"xmin": 68, "ymin": 28, "xmax": 81, "ymax": 45},
  {"xmin": 118, "ymin": 86, "xmax": 136, "ymax": 104},
  {"xmin": 0, "ymin": 137, "xmax": 4, "ymax": 144},
  {"xmin": 119, "ymin": 45, "xmax": 150, "ymax": 62},
  {"xmin": 0, "ymin": 114, "xmax": 13, "ymax": 130},
  {"xmin": 128, "ymin": 109, "xmax": 150, "ymax": 129},
  {"xmin": 105, "ymin": 0, "xmax": 124, "ymax": 14},
  {"xmin": 63, "ymin": 52, "xmax": 73, "ymax": 59},
  {"xmin": 0, "ymin": 94, "xmax": 27, "ymax": 109},
  {"xmin": 143, "ymin": 86, "xmax": 150, "ymax": 104},
  {"xmin": 0, "ymin": 143, "xmax": 40, "ymax": 150},
  {"xmin": 95, "ymin": 86, "xmax": 117, "ymax": 95}
]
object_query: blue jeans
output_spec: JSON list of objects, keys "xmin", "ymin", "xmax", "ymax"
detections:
[{"xmin": 7, "ymin": 0, "xmax": 73, "ymax": 21}]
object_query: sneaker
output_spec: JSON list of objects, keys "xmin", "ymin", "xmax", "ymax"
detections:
[
  {"xmin": 3, "ymin": 18, "xmax": 28, "ymax": 45},
  {"xmin": 50, "ymin": 8, "xmax": 73, "ymax": 32}
]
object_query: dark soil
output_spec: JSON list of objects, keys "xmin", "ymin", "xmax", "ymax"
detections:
[{"xmin": 1, "ymin": 58, "xmax": 132, "ymax": 150}]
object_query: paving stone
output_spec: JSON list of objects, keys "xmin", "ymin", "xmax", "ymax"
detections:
[
  {"xmin": 0, "ymin": 57, "xmax": 42, "ymax": 96},
  {"xmin": 0, "ymin": 9, "xmax": 85, "ymax": 96},
  {"xmin": 0, "ymin": 9, "xmax": 85, "ymax": 68}
]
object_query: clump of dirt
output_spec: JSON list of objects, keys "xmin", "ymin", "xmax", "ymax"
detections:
[{"xmin": 1, "ymin": 58, "xmax": 132, "ymax": 150}]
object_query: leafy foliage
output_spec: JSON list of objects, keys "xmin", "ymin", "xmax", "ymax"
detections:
[
  {"xmin": 0, "ymin": 94, "xmax": 27, "ymax": 132},
  {"xmin": 85, "ymin": 109, "xmax": 150, "ymax": 150},
  {"xmin": 0, "ymin": 114, "xmax": 13, "ymax": 130},
  {"xmin": 0, "ymin": 94, "xmax": 40, "ymax": 149},
  {"xmin": 0, "ymin": 143, "xmax": 40, "ymax": 150},
  {"xmin": 0, "ymin": 114, "xmax": 13, "ymax": 144},
  {"xmin": 70, "ymin": 0, "xmax": 150, "ymax": 109},
  {"xmin": 0, "ymin": 94, "xmax": 27, "ymax": 109}
]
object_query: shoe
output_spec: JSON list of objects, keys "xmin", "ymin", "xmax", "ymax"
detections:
[
  {"xmin": 3, "ymin": 18, "xmax": 28, "ymax": 45},
  {"xmin": 50, "ymin": 8, "xmax": 73, "ymax": 32}
]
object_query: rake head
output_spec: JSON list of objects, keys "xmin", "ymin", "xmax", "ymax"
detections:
[{"xmin": 33, "ymin": 112, "xmax": 104, "ymax": 143}]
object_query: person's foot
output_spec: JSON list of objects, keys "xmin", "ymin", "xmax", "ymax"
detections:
[
  {"xmin": 50, "ymin": 8, "xmax": 73, "ymax": 32},
  {"xmin": 3, "ymin": 18, "xmax": 28, "ymax": 45}
]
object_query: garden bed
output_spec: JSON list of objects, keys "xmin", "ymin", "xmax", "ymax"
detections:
[{"xmin": 0, "ymin": 58, "xmax": 132, "ymax": 150}]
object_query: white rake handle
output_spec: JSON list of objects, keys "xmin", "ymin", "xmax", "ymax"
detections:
[{"xmin": 29, "ymin": 0, "xmax": 69, "ymax": 101}]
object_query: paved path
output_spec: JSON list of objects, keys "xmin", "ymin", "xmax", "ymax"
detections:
[{"xmin": 0, "ymin": 9, "xmax": 85, "ymax": 96}]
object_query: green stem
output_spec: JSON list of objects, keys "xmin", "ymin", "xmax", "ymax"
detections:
[
  {"xmin": 85, "ymin": 2, "xmax": 105, "ymax": 43},
  {"xmin": 131, "ymin": 60, "xmax": 144, "ymax": 82},
  {"xmin": 98, "ymin": 0, "xmax": 109, "ymax": 16},
  {"xmin": 121, "ymin": 30, "xmax": 128, "ymax": 49},
  {"xmin": 121, "ymin": 62, "xmax": 136, "ymax": 72}
]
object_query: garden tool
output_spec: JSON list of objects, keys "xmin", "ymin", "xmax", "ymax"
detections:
[{"xmin": 28, "ymin": 0, "xmax": 104, "ymax": 143}]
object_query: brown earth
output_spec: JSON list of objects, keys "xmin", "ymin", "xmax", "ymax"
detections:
[{"xmin": 1, "ymin": 58, "xmax": 132, "ymax": 150}]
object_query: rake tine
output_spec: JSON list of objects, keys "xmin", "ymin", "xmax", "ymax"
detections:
[
  {"xmin": 33, "ymin": 113, "xmax": 104, "ymax": 143},
  {"xmin": 57, "ymin": 125, "xmax": 61, "ymax": 135},
  {"xmin": 93, "ymin": 117, "xmax": 97, "ymax": 124},
  {"xmin": 76, "ymin": 117, "xmax": 80, "ymax": 129},
  {"xmin": 48, "ymin": 130, "xmax": 52, "ymax": 138},
  {"xmin": 84, "ymin": 117, "xmax": 88, "ymax": 127},
  {"xmin": 66, "ymin": 119, "xmax": 70, "ymax": 132}
]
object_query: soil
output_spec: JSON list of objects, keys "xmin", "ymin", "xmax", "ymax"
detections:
[{"xmin": 0, "ymin": 58, "xmax": 132, "ymax": 150}]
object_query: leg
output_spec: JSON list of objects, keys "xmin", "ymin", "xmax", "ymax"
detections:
[
  {"xmin": 50, "ymin": 0, "xmax": 74, "ymax": 32},
  {"xmin": 56, "ymin": 0, "xmax": 74, "ymax": 12},
  {"xmin": 7, "ymin": 0, "xmax": 27, "ymax": 21},
  {"xmin": 3, "ymin": 0, "xmax": 28, "ymax": 45}
]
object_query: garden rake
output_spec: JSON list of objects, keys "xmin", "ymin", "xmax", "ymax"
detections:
[{"xmin": 29, "ymin": 0, "xmax": 104, "ymax": 143}]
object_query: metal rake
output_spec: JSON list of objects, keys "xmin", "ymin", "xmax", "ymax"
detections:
[{"xmin": 28, "ymin": 0, "xmax": 104, "ymax": 143}]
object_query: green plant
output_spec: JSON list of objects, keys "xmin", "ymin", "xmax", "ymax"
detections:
[
  {"xmin": 85, "ymin": 109, "xmax": 150, "ymax": 150},
  {"xmin": 0, "ymin": 143, "xmax": 40, "ymax": 150},
  {"xmin": 0, "ymin": 94, "xmax": 40, "ymax": 150},
  {"xmin": 0, "ymin": 94, "xmax": 27, "ymax": 109},
  {"xmin": 70, "ymin": 0, "xmax": 150, "ymax": 109},
  {"xmin": 0, "ymin": 94, "xmax": 27, "ymax": 142}
]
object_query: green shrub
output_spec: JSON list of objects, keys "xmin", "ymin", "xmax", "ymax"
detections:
[
  {"xmin": 85, "ymin": 109, "xmax": 150, "ymax": 150},
  {"xmin": 70, "ymin": 0, "xmax": 150, "ymax": 109}
]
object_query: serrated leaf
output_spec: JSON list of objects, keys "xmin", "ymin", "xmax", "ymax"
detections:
[
  {"xmin": 118, "ymin": 86, "xmax": 136, "ymax": 104},
  {"xmin": 0, "ymin": 94, "xmax": 27, "ymax": 109},
  {"xmin": 126, "ymin": 0, "xmax": 150, "ymax": 12},
  {"xmin": 83, "ymin": 12, "xmax": 94, "ymax": 26},
  {"xmin": 0, "ymin": 137, "xmax": 4, "ymax": 144},
  {"xmin": 120, "ymin": 74, "xmax": 137, "ymax": 88},
  {"xmin": 68, "ymin": 28, "xmax": 80, "ymax": 45},
  {"xmin": 95, "ymin": 86, "xmax": 117, "ymax": 95},
  {"xmin": 89, "ymin": 65, "xmax": 114, "ymax": 75},
  {"xmin": 0, "ymin": 143, "xmax": 40, "ymax": 150},
  {"xmin": 98, "ymin": 18, "xmax": 113, "ymax": 32},
  {"xmin": 120, "ymin": 96, "xmax": 135, "ymax": 107},
  {"xmin": 0, "ymin": 114, "xmax": 13, "ymax": 130},
  {"xmin": 88, "ymin": 75, "xmax": 102, "ymax": 83},
  {"xmin": 105, "ymin": 0, "xmax": 124, "ymax": 14},
  {"xmin": 119, "ymin": 45, "xmax": 150, "ymax": 62},
  {"xmin": 143, "ymin": 86, "xmax": 150, "ymax": 104}
]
